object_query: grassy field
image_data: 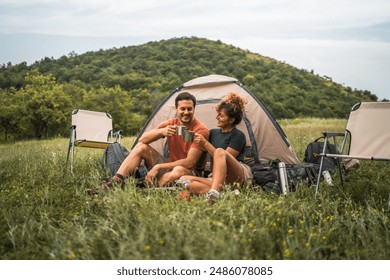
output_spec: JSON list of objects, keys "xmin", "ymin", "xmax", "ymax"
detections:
[{"xmin": 0, "ymin": 118, "xmax": 389, "ymax": 260}]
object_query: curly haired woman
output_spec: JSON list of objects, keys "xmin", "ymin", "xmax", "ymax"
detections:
[{"xmin": 179, "ymin": 92, "xmax": 253, "ymax": 203}]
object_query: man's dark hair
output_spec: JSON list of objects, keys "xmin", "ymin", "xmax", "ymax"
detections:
[{"xmin": 175, "ymin": 92, "xmax": 196, "ymax": 108}]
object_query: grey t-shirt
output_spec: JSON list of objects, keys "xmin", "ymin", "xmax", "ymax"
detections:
[{"xmin": 209, "ymin": 128, "xmax": 246, "ymax": 162}]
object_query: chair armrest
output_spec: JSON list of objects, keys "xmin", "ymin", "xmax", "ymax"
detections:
[
  {"xmin": 321, "ymin": 131, "xmax": 349, "ymax": 156},
  {"xmin": 113, "ymin": 130, "xmax": 123, "ymax": 137},
  {"xmin": 322, "ymin": 132, "xmax": 345, "ymax": 137},
  {"xmin": 113, "ymin": 130, "xmax": 123, "ymax": 143}
]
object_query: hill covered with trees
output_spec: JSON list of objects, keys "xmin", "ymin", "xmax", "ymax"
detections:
[{"xmin": 0, "ymin": 37, "xmax": 378, "ymax": 141}]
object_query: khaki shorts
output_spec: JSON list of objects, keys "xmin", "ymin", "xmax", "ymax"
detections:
[
  {"xmin": 153, "ymin": 153, "xmax": 198, "ymax": 179},
  {"xmin": 207, "ymin": 162, "xmax": 253, "ymax": 184},
  {"xmin": 240, "ymin": 162, "xmax": 253, "ymax": 185}
]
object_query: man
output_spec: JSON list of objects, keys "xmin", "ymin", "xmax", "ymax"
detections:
[{"xmin": 87, "ymin": 92, "xmax": 209, "ymax": 193}]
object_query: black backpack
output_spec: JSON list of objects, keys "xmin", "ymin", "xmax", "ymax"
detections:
[
  {"xmin": 304, "ymin": 136, "xmax": 339, "ymax": 172},
  {"xmin": 251, "ymin": 162, "xmax": 314, "ymax": 194},
  {"xmin": 101, "ymin": 142, "xmax": 130, "ymax": 177}
]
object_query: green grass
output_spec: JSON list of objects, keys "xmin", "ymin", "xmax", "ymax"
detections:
[{"xmin": 0, "ymin": 118, "xmax": 389, "ymax": 260}]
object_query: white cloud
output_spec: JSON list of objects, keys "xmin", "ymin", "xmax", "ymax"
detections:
[
  {"xmin": 224, "ymin": 37, "xmax": 390, "ymax": 98},
  {"xmin": 0, "ymin": 0, "xmax": 389, "ymax": 99},
  {"xmin": 1, "ymin": 0, "xmax": 389, "ymax": 37}
]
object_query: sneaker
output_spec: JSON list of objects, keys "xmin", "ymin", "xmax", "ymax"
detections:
[
  {"xmin": 174, "ymin": 179, "xmax": 191, "ymax": 189},
  {"xmin": 206, "ymin": 189, "xmax": 220, "ymax": 204},
  {"xmin": 85, "ymin": 177, "xmax": 122, "ymax": 195}
]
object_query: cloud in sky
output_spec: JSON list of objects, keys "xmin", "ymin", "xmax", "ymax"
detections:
[{"xmin": 1, "ymin": 0, "xmax": 389, "ymax": 99}]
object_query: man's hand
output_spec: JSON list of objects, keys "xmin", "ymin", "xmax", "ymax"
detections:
[{"xmin": 145, "ymin": 164, "xmax": 161, "ymax": 185}]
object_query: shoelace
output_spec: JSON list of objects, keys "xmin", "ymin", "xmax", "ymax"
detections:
[{"xmin": 206, "ymin": 189, "xmax": 220, "ymax": 203}]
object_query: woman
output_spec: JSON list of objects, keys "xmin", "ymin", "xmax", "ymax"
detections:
[{"xmin": 179, "ymin": 92, "xmax": 253, "ymax": 203}]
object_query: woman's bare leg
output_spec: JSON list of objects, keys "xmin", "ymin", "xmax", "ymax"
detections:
[
  {"xmin": 210, "ymin": 148, "xmax": 245, "ymax": 191},
  {"xmin": 180, "ymin": 175, "xmax": 212, "ymax": 195}
]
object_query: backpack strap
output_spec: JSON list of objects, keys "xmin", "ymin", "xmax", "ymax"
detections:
[
  {"xmin": 101, "ymin": 146, "xmax": 108, "ymax": 169},
  {"xmin": 112, "ymin": 142, "xmax": 127, "ymax": 163},
  {"xmin": 314, "ymin": 136, "xmax": 325, "ymax": 142},
  {"xmin": 101, "ymin": 143, "xmax": 128, "ymax": 171}
]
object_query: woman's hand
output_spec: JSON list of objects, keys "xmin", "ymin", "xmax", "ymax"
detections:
[{"xmin": 193, "ymin": 133, "xmax": 207, "ymax": 147}]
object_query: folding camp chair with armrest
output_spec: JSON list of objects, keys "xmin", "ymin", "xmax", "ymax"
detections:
[
  {"xmin": 66, "ymin": 109, "xmax": 123, "ymax": 173},
  {"xmin": 316, "ymin": 102, "xmax": 390, "ymax": 195}
]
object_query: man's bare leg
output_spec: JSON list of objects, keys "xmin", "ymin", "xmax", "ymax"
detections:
[{"xmin": 116, "ymin": 142, "xmax": 162, "ymax": 179}]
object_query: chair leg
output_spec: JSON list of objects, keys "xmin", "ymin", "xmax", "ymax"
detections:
[
  {"xmin": 70, "ymin": 141, "xmax": 75, "ymax": 173},
  {"xmin": 315, "ymin": 136, "xmax": 329, "ymax": 195},
  {"xmin": 66, "ymin": 141, "xmax": 71, "ymax": 168},
  {"xmin": 337, "ymin": 158, "xmax": 344, "ymax": 186},
  {"xmin": 315, "ymin": 155, "xmax": 325, "ymax": 196},
  {"xmin": 67, "ymin": 126, "xmax": 76, "ymax": 173},
  {"xmin": 388, "ymin": 191, "xmax": 390, "ymax": 212}
]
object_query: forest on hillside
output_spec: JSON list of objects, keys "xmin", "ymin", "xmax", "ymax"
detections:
[{"xmin": 0, "ymin": 37, "xmax": 379, "ymax": 141}]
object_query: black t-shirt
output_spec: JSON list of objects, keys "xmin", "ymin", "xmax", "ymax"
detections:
[{"xmin": 209, "ymin": 127, "xmax": 246, "ymax": 162}]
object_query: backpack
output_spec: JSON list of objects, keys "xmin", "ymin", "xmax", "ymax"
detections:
[
  {"xmin": 304, "ymin": 136, "xmax": 339, "ymax": 172},
  {"xmin": 101, "ymin": 142, "xmax": 130, "ymax": 177},
  {"xmin": 251, "ymin": 163, "xmax": 280, "ymax": 194},
  {"xmin": 251, "ymin": 162, "xmax": 314, "ymax": 194}
]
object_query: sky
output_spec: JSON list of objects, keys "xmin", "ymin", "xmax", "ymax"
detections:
[{"xmin": 1, "ymin": 0, "xmax": 389, "ymax": 100}]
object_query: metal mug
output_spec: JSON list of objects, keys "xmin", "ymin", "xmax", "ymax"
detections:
[
  {"xmin": 177, "ymin": 125, "xmax": 186, "ymax": 136},
  {"xmin": 183, "ymin": 130, "xmax": 195, "ymax": 142}
]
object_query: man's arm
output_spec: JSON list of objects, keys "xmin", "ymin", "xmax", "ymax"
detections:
[
  {"xmin": 139, "ymin": 125, "xmax": 177, "ymax": 144},
  {"xmin": 146, "ymin": 147, "xmax": 203, "ymax": 180}
]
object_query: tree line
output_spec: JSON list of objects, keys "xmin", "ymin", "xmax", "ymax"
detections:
[
  {"xmin": 0, "ymin": 70, "xmax": 148, "ymax": 141},
  {"xmin": 0, "ymin": 37, "xmax": 379, "ymax": 141}
]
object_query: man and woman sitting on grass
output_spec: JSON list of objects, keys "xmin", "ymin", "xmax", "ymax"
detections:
[{"xmin": 87, "ymin": 91, "xmax": 253, "ymax": 203}]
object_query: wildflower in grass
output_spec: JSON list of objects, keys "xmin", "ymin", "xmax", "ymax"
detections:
[
  {"xmin": 248, "ymin": 222, "xmax": 254, "ymax": 229},
  {"xmin": 159, "ymin": 240, "xmax": 165, "ymax": 246},
  {"xmin": 305, "ymin": 242, "xmax": 310, "ymax": 247},
  {"xmin": 144, "ymin": 245, "xmax": 151, "ymax": 251},
  {"xmin": 322, "ymin": 236, "xmax": 327, "ymax": 241},
  {"xmin": 67, "ymin": 252, "xmax": 77, "ymax": 260},
  {"xmin": 283, "ymin": 248, "xmax": 290, "ymax": 258},
  {"xmin": 287, "ymin": 228, "xmax": 294, "ymax": 235}
]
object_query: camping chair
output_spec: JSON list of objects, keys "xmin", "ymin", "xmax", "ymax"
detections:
[
  {"xmin": 315, "ymin": 102, "xmax": 390, "ymax": 195},
  {"xmin": 66, "ymin": 109, "xmax": 122, "ymax": 173}
]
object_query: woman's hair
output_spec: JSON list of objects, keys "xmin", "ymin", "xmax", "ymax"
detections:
[{"xmin": 215, "ymin": 92, "xmax": 247, "ymax": 125}]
